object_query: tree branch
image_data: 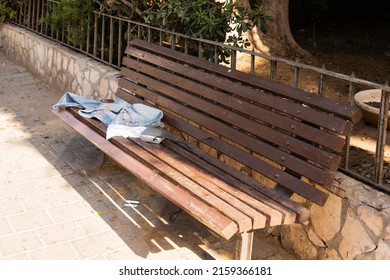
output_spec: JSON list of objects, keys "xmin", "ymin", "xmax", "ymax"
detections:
[{"xmin": 118, "ymin": 0, "xmax": 147, "ymax": 21}]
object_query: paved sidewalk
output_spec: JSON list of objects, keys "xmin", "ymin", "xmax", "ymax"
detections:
[{"xmin": 0, "ymin": 53, "xmax": 296, "ymax": 260}]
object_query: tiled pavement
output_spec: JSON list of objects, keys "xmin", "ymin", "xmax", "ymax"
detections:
[{"xmin": 0, "ymin": 52, "xmax": 296, "ymax": 260}]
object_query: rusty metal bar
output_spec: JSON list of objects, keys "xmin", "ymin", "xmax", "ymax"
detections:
[
  {"xmin": 318, "ymin": 65, "xmax": 326, "ymax": 96},
  {"xmin": 184, "ymin": 38, "xmax": 189, "ymax": 54},
  {"xmin": 147, "ymin": 27, "xmax": 152, "ymax": 42},
  {"xmin": 86, "ymin": 13, "xmax": 91, "ymax": 54},
  {"xmin": 40, "ymin": 0, "xmax": 45, "ymax": 33},
  {"xmin": 250, "ymin": 53, "xmax": 255, "ymax": 75},
  {"xmin": 109, "ymin": 16, "xmax": 114, "ymax": 64},
  {"xmin": 171, "ymin": 34, "xmax": 176, "ymax": 50},
  {"xmin": 101, "ymin": 14, "xmax": 105, "ymax": 60},
  {"xmin": 32, "ymin": 0, "xmax": 36, "ymax": 31},
  {"xmin": 117, "ymin": 19, "xmax": 123, "ymax": 67},
  {"xmin": 293, "ymin": 66, "xmax": 299, "ymax": 88},
  {"xmin": 270, "ymin": 60, "xmax": 277, "ymax": 81},
  {"xmin": 343, "ymin": 73, "xmax": 356, "ymax": 169},
  {"xmin": 374, "ymin": 83, "xmax": 390, "ymax": 184},
  {"xmin": 93, "ymin": 13, "xmax": 98, "ymax": 57},
  {"xmin": 44, "ymin": 1, "xmax": 49, "ymax": 35},
  {"xmin": 127, "ymin": 22, "xmax": 131, "ymax": 46},
  {"xmin": 159, "ymin": 30, "xmax": 163, "ymax": 46},
  {"xmin": 231, "ymin": 49, "xmax": 237, "ymax": 70},
  {"xmin": 27, "ymin": 0, "xmax": 31, "ymax": 28}
]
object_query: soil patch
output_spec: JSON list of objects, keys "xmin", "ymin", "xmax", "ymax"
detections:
[
  {"xmin": 243, "ymin": 24, "xmax": 390, "ymax": 186},
  {"xmin": 296, "ymin": 25, "xmax": 390, "ymax": 185}
]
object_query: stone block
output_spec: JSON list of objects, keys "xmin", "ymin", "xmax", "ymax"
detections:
[
  {"xmin": 318, "ymin": 248, "xmax": 342, "ymax": 260},
  {"xmin": 357, "ymin": 205, "xmax": 384, "ymax": 238},
  {"xmin": 280, "ymin": 224, "xmax": 318, "ymax": 259},
  {"xmin": 374, "ymin": 240, "xmax": 390, "ymax": 259},
  {"xmin": 90, "ymin": 69, "xmax": 100, "ymax": 84},
  {"xmin": 310, "ymin": 193, "xmax": 342, "ymax": 242},
  {"xmin": 339, "ymin": 208, "xmax": 376, "ymax": 259}
]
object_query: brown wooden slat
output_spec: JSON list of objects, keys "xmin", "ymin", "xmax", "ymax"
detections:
[
  {"xmin": 116, "ymin": 87, "xmax": 335, "ymax": 188},
  {"xmin": 120, "ymin": 59, "xmax": 345, "ymax": 152},
  {"xmin": 117, "ymin": 75, "xmax": 341, "ymax": 171},
  {"xmin": 162, "ymin": 113, "xmax": 329, "ymax": 206},
  {"xmin": 133, "ymin": 138, "xmax": 269, "ymax": 229},
  {"xmin": 116, "ymin": 88, "xmax": 330, "ymax": 205},
  {"xmin": 124, "ymin": 49, "xmax": 352, "ymax": 135},
  {"xmin": 65, "ymin": 109, "xmax": 258, "ymax": 232},
  {"xmin": 65, "ymin": 107, "xmax": 304, "ymax": 225},
  {"xmin": 53, "ymin": 108, "xmax": 239, "ymax": 239},
  {"xmin": 113, "ymin": 138, "xmax": 254, "ymax": 232},
  {"xmin": 162, "ymin": 139, "xmax": 305, "ymax": 225},
  {"xmin": 128, "ymin": 38, "xmax": 362, "ymax": 125},
  {"xmin": 122, "ymin": 51, "xmax": 351, "ymax": 136}
]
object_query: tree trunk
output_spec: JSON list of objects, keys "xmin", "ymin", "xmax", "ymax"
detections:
[{"xmin": 234, "ymin": 0, "xmax": 310, "ymax": 58}]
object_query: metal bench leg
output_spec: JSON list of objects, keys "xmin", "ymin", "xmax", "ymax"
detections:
[
  {"xmin": 82, "ymin": 152, "xmax": 108, "ymax": 176},
  {"xmin": 94, "ymin": 152, "xmax": 108, "ymax": 170},
  {"xmin": 236, "ymin": 231, "xmax": 254, "ymax": 260}
]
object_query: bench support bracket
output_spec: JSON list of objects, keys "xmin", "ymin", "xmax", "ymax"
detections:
[{"xmin": 236, "ymin": 231, "xmax": 254, "ymax": 260}]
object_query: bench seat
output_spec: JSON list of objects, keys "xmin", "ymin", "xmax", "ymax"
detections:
[{"xmin": 53, "ymin": 38, "xmax": 362, "ymax": 259}]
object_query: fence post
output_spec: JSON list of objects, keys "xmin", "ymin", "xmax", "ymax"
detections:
[
  {"xmin": 343, "ymin": 72, "xmax": 356, "ymax": 169},
  {"xmin": 270, "ymin": 60, "xmax": 277, "ymax": 81},
  {"xmin": 293, "ymin": 65, "xmax": 299, "ymax": 88},
  {"xmin": 318, "ymin": 64, "xmax": 326, "ymax": 96},
  {"xmin": 374, "ymin": 81, "xmax": 390, "ymax": 184}
]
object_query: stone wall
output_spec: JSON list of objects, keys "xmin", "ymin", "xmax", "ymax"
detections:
[
  {"xmin": 0, "ymin": 24, "xmax": 118, "ymax": 99},
  {"xmin": 1, "ymin": 23, "xmax": 390, "ymax": 260},
  {"xmin": 277, "ymin": 172, "xmax": 390, "ymax": 259}
]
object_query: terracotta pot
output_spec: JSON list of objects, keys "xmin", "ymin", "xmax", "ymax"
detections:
[{"xmin": 354, "ymin": 89, "xmax": 390, "ymax": 128}]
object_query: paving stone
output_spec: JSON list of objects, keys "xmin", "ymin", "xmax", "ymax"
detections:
[
  {"xmin": 77, "ymin": 211, "xmax": 125, "ymax": 235},
  {"xmin": 29, "ymin": 243, "xmax": 81, "ymax": 260},
  {"xmin": 20, "ymin": 192, "xmax": 62, "ymax": 211},
  {"xmin": 4, "ymin": 166, "xmax": 62, "ymax": 186},
  {"xmin": 47, "ymin": 201, "xmax": 94, "ymax": 223},
  {"xmin": 0, "ymin": 230, "xmax": 43, "ymax": 256},
  {"xmin": 0, "ymin": 218, "xmax": 13, "ymax": 237},
  {"xmin": 106, "ymin": 245, "xmax": 150, "ymax": 260},
  {"xmin": 0, "ymin": 199, "xmax": 24, "ymax": 217},
  {"xmin": 38, "ymin": 221, "xmax": 85, "ymax": 245},
  {"xmin": 2, "ymin": 253, "xmax": 30, "ymax": 260},
  {"xmin": 28, "ymin": 177, "xmax": 71, "ymax": 194},
  {"xmin": 0, "ymin": 184, "xmax": 32, "ymax": 200},
  {"xmin": 72, "ymin": 232, "xmax": 126, "ymax": 258},
  {"xmin": 9, "ymin": 209, "xmax": 53, "ymax": 232}
]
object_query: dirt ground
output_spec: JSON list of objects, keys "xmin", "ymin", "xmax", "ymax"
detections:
[
  {"xmin": 295, "ymin": 25, "xmax": 390, "ymax": 185},
  {"xmin": 240, "ymin": 25, "xmax": 390, "ymax": 185}
]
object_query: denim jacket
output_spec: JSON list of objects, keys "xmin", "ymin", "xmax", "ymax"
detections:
[{"xmin": 53, "ymin": 92, "xmax": 164, "ymax": 128}]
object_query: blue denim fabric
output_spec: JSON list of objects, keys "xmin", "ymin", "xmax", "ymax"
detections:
[{"xmin": 53, "ymin": 92, "xmax": 163, "ymax": 127}]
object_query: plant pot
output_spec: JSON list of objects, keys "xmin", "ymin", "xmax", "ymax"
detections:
[{"xmin": 354, "ymin": 89, "xmax": 390, "ymax": 128}]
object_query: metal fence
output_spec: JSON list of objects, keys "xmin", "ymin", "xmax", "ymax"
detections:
[{"xmin": 11, "ymin": 0, "xmax": 390, "ymax": 193}]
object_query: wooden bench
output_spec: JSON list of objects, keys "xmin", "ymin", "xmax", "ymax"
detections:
[{"xmin": 53, "ymin": 38, "xmax": 362, "ymax": 259}]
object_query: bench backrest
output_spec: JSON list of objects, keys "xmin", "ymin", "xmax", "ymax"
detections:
[{"xmin": 116, "ymin": 39, "xmax": 362, "ymax": 206}]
